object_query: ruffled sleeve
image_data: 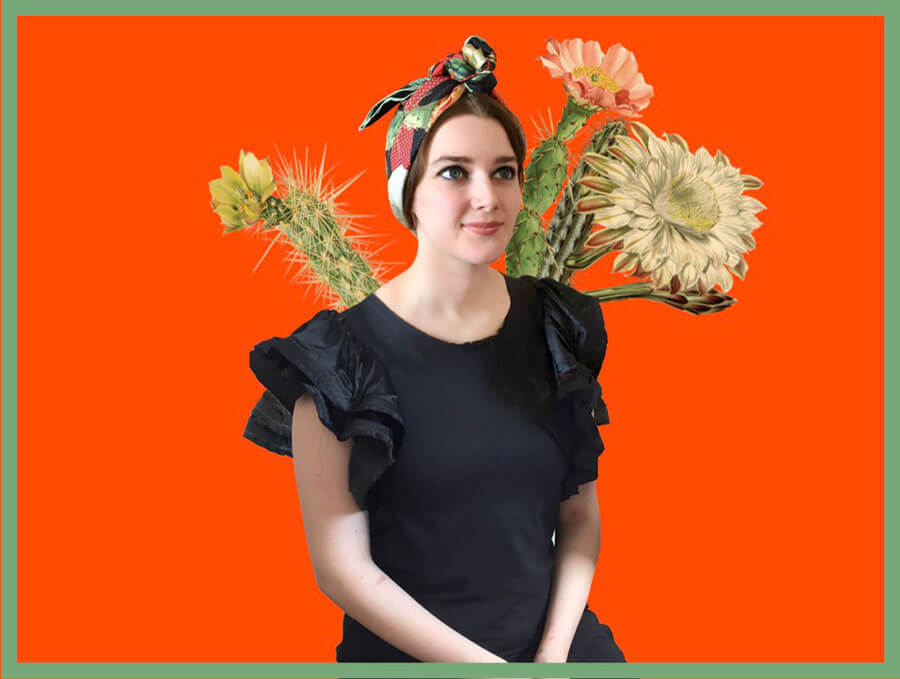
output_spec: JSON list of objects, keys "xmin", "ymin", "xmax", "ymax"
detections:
[
  {"xmin": 531, "ymin": 276, "xmax": 611, "ymax": 502},
  {"xmin": 242, "ymin": 309, "xmax": 405, "ymax": 512}
]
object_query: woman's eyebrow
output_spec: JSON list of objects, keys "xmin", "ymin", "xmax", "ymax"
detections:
[{"xmin": 430, "ymin": 155, "xmax": 517, "ymax": 166}]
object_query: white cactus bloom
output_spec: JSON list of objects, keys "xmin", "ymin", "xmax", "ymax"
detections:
[{"xmin": 579, "ymin": 121, "xmax": 765, "ymax": 293}]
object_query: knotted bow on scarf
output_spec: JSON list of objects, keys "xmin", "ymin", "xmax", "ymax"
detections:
[{"xmin": 358, "ymin": 35, "xmax": 505, "ymax": 228}]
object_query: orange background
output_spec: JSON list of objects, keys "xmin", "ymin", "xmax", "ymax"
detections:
[{"xmin": 17, "ymin": 16, "xmax": 883, "ymax": 663}]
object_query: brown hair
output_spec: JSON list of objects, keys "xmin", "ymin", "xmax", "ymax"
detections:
[{"xmin": 402, "ymin": 93, "xmax": 527, "ymax": 233}]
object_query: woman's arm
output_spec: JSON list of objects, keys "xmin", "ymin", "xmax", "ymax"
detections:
[
  {"xmin": 291, "ymin": 394, "xmax": 506, "ymax": 664},
  {"xmin": 534, "ymin": 481, "xmax": 602, "ymax": 662},
  {"xmin": 319, "ymin": 556, "xmax": 506, "ymax": 662}
]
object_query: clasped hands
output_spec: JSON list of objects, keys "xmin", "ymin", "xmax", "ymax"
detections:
[{"xmin": 476, "ymin": 645, "xmax": 570, "ymax": 679}]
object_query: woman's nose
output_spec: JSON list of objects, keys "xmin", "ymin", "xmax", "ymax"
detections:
[{"xmin": 469, "ymin": 172, "xmax": 499, "ymax": 209}]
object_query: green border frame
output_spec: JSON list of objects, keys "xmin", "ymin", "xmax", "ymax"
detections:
[{"xmin": 2, "ymin": 2, "xmax": 890, "ymax": 678}]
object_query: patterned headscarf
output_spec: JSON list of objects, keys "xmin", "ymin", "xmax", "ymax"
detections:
[{"xmin": 358, "ymin": 35, "xmax": 505, "ymax": 229}]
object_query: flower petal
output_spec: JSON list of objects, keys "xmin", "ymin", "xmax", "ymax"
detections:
[
  {"xmin": 578, "ymin": 195, "xmax": 616, "ymax": 212},
  {"xmin": 584, "ymin": 39, "xmax": 605, "ymax": 66},
  {"xmin": 740, "ymin": 195, "xmax": 767, "ymax": 213},
  {"xmin": 727, "ymin": 256, "xmax": 748, "ymax": 280},
  {"xmin": 241, "ymin": 151, "xmax": 275, "ymax": 199},
  {"xmin": 579, "ymin": 175, "xmax": 617, "ymax": 192},
  {"xmin": 612, "ymin": 251, "xmax": 639, "ymax": 274},
  {"xmin": 601, "ymin": 44, "xmax": 631, "ymax": 80},
  {"xmin": 623, "ymin": 226, "xmax": 656, "ymax": 250},
  {"xmin": 615, "ymin": 54, "xmax": 638, "ymax": 86},
  {"xmin": 600, "ymin": 159, "xmax": 634, "ymax": 185},
  {"xmin": 214, "ymin": 203, "xmax": 246, "ymax": 228},
  {"xmin": 562, "ymin": 38, "xmax": 584, "ymax": 69},
  {"xmin": 663, "ymin": 132, "xmax": 690, "ymax": 154},
  {"xmin": 614, "ymin": 135, "xmax": 648, "ymax": 163},
  {"xmin": 209, "ymin": 177, "xmax": 239, "ymax": 204},
  {"xmin": 539, "ymin": 55, "xmax": 566, "ymax": 78},
  {"xmin": 741, "ymin": 174, "xmax": 764, "ymax": 190},
  {"xmin": 221, "ymin": 165, "xmax": 248, "ymax": 192},
  {"xmin": 628, "ymin": 120, "xmax": 654, "ymax": 149},
  {"xmin": 629, "ymin": 82, "xmax": 654, "ymax": 102},
  {"xmin": 595, "ymin": 210, "xmax": 633, "ymax": 229}
]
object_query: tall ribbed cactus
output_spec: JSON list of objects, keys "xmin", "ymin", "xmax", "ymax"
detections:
[
  {"xmin": 505, "ymin": 97, "xmax": 598, "ymax": 277},
  {"xmin": 210, "ymin": 149, "xmax": 385, "ymax": 309},
  {"xmin": 538, "ymin": 119, "xmax": 627, "ymax": 282}
]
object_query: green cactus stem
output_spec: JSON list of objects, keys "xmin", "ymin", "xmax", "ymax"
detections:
[
  {"xmin": 265, "ymin": 188, "xmax": 381, "ymax": 308},
  {"xmin": 559, "ymin": 120, "xmax": 627, "ymax": 286},
  {"xmin": 505, "ymin": 137, "xmax": 566, "ymax": 277},
  {"xmin": 505, "ymin": 96, "xmax": 600, "ymax": 278},
  {"xmin": 555, "ymin": 96, "xmax": 599, "ymax": 142},
  {"xmin": 538, "ymin": 120, "xmax": 627, "ymax": 282}
]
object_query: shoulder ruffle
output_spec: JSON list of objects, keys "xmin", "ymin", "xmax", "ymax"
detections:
[
  {"xmin": 243, "ymin": 309, "xmax": 405, "ymax": 512},
  {"xmin": 527, "ymin": 276, "xmax": 611, "ymax": 502}
]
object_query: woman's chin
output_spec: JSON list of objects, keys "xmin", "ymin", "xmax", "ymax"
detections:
[
  {"xmin": 458, "ymin": 244, "xmax": 509, "ymax": 266},
  {"xmin": 425, "ymin": 228, "xmax": 511, "ymax": 265}
]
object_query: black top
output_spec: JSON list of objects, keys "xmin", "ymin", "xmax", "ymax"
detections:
[{"xmin": 243, "ymin": 273, "xmax": 625, "ymax": 662}]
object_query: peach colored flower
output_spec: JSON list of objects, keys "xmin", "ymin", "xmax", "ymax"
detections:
[{"xmin": 539, "ymin": 38, "xmax": 653, "ymax": 117}]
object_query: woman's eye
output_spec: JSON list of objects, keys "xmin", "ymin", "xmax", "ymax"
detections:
[
  {"xmin": 438, "ymin": 165, "xmax": 518, "ymax": 181},
  {"xmin": 439, "ymin": 166, "xmax": 466, "ymax": 180}
]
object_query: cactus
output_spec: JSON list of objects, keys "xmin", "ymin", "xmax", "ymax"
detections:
[
  {"xmin": 505, "ymin": 96, "xmax": 599, "ymax": 278},
  {"xmin": 212, "ymin": 148, "xmax": 387, "ymax": 310},
  {"xmin": 538, "ymin": 119, "xmax": 627, "ymax": 282}
]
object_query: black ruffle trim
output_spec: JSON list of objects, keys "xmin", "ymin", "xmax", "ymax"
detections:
[
  {"xmin": 243, "ymin": 309, "xmax": 405, "ymax": 512},
  {"xmin": 528, "ymin": 276, "xmax": 611, "ymax": 502}
]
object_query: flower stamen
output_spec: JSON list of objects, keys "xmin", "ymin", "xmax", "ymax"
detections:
[
  {"xmin": 572, "ymin": 65, "xmax": 620, "ymax": 92},
  {"xmin": 661, "ymin": 176, "xmax": 720, "ymax": 232}
]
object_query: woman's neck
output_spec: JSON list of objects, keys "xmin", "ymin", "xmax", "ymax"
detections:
[{"xmin": 379, "ymin": 262, "xmax": 508, "ymax": 323}]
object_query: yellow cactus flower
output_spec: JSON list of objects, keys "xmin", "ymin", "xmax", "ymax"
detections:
[
  {"xmin": 209, "ymin": 151, "xmax": 276, "ymax": 232},
  {"xmin": 239, "ymin": 150, "xmax": 277, "ymax": 202}
]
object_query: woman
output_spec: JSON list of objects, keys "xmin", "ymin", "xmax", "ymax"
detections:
[{"xmin": 243, "ymin": 35, "xmax": 626, "ymax": 666}]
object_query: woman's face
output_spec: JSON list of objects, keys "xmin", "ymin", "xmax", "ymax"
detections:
[{"xmin": 410, "ymin": 114, "xmax": 522, "ymax": 266}]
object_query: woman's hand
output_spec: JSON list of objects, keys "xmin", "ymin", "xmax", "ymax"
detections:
[{"xmin": 531, "ymin": 646, "xmax": 570, "ymax": 679}]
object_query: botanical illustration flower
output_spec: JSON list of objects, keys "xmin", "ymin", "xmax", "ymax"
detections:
[
  {"xmin": 576, "ymin": 121, "xmax": 765, "ymax": 294},
  {"xmin": 209, "ymin": 150, "xmax": 277, "ymax": 232},
  {"xmin": 539, "ymin": 38, "xmax": 653, "ymax": 117}
]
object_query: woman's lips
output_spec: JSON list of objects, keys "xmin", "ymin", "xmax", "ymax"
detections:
[{"xmin": 463, "ymin": 221, "xmax": 502, "ymax": 234}]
